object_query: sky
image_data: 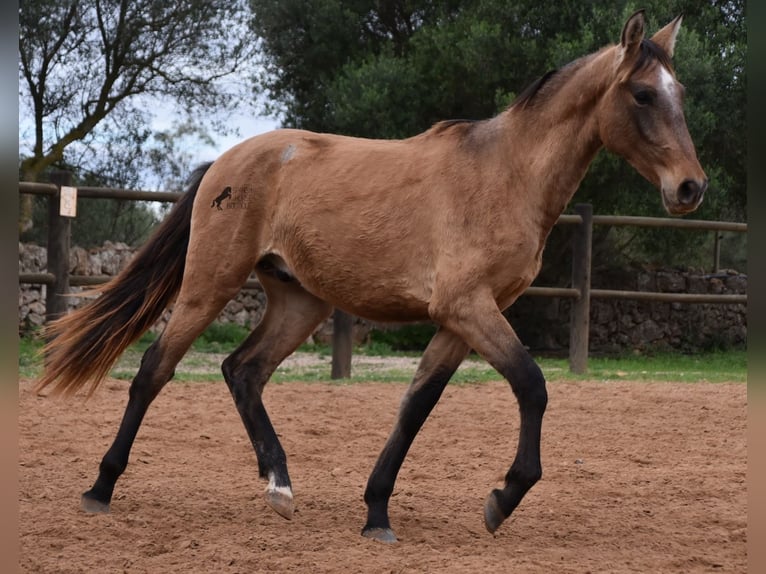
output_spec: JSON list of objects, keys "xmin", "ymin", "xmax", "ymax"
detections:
[
  {"xmin": 168, "ymin": 110, "xmax": 280, "ymax": 165},
  {"xmin": 18, "ymin": 94, "xmax": 281, "ymax": 189}
]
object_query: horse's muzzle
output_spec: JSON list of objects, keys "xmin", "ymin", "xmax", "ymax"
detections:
[
  {"xmin": 677, "ymin": 178, "xmax": 708, "ymax": 207},
  {"xmin": 664, "ymin": 177, "xmax": 707, "ymax": 215}
]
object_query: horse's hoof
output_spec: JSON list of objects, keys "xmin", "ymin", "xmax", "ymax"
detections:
[
  {"xmin": 361, "ymin": 527, "xmax": 398, "ymax": 543},
  {"xmin": 264, "ymin": 488, "xmax": 294, "ymax": 520},
  {"xmin": 81, "ymin": 493, "xmax": 110, "ymax": 514},
  {"xmin": 483, "ymin": 489, "xmax": 506, "ymax": 534}
]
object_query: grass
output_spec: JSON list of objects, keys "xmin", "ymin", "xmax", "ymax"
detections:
[
  {"xmin": 18, "ymin": 332, "xmax": 747, "ymax": 384},
  {"xmin": 532, "ymin": 351, "xmax": 748, "ymax": 384}
]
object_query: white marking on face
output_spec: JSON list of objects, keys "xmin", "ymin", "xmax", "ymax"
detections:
[
  {"xmin": 658, "ymin": 66, "xmax": 676, "ymax": 98},
  {"xmin": 267, "ymin": 472, "xmax": 293, "ymax": 498}
]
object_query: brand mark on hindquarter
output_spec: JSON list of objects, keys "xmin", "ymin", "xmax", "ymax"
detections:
[
  {"xmin": 211, "ymin": 186, "xmax": 252, "ymax": 210},
  {"xmin": 211, "ymin": 187, "xmax": 232, "ymax": 210}
]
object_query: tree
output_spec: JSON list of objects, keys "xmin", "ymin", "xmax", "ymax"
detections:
[
  {"xmin": 250, "ymin": 0, "xmax": 518, "ymax": 136},
  {"xmin": 18, "ymin": 0, "xmax": 254, "ymax": 231}
]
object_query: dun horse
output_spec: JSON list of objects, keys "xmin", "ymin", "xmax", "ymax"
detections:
[{"xmin": 36, "ymin": 12, "xmax": 706, "ymax": 542}]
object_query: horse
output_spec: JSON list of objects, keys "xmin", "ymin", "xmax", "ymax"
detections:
[{"xmin": 34, "ymin": 11, "xmax": 706, "ymax": 543}]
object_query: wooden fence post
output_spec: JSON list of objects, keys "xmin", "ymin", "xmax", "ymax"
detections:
[
  {"xmin": 45, "ymin": 171, "xmax": 72, "ymax": 327},
  {"xmin": 713, "ymin": 232, "xmax": 722, "ymax": 273},
  {"xmin": 569, "ymin": 203, "xmax": 593, "ymax": 373},
  {"xmin": 331, "ymin": 309, "xmax": 353, "ymax": 379}
]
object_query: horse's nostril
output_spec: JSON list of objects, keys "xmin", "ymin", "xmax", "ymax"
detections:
[{"xmin": 678, "ymin": 179, "xmax": 705, "ymax": 205}]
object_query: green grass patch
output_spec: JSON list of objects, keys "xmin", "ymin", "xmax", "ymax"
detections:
[
  {"xmin": 192, "ymin": 323, "xmax": 251, "ymax": 353},
  {"xmin": 537, "ymin": 350, "xmax": 747, "ymax": 383},
  {"xmin": 18, "ymin": 335, "xmax": 44, "ymax": 379},
  {"xmin": 368, "ymin": 323, "xmax": 438, "ymax": 351},
  {"xmin": 18, "ymin": 333, "xmax": 746, "ymax": 385}
]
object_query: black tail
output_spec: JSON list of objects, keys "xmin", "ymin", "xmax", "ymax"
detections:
[{"xmin": 34, "ymin": 162, "xmax": 214, "ymax": 397}]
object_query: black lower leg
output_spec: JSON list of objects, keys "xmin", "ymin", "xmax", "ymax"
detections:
[
  {"xmin": 82, "ymin": 341, "xmax": 170, "ymax": 512},
  {"xmin": 222, "ymin": 355, "xmax": 295, "ymax": 518},
  {"xmin": 363, "ymin": 363, "xmax": 458, "ymax": 539},
  {"xmin": 484, "ymin": 353, "xmax": 547, "ymax": 532},
  {"xmin": 81, "ymin": 400, "xmax": 151, "ymax": 511},
  {"xmin": 234, "ymin": 387, "xmax": 290, "ymax": 488}
]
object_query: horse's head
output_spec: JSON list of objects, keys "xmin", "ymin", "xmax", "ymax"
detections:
[{"xmin": 598, "ymin": 11, "xmax": 707, "ymax": 215}]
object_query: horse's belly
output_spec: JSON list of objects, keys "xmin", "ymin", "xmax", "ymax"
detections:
[
  {"xmin": 269, "ymin": 239, "xmax": 431, "ymax": 322},
  {"xmin": 298, "ymin": 270, "xmax": 432, "ymax": 322}
]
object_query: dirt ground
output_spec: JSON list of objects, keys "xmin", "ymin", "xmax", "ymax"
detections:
[{"xmin": 19, "ymin": 377, "xmax": 746, "ymax": 573}]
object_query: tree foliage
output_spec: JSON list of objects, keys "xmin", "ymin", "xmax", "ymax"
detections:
[
  {"xmin": 251, "ymin": 0, "xmax": 746, "ymax": 269},
  {"xmin": 18, "ymin": 0, "xmax": 254, "ymax": 232}
]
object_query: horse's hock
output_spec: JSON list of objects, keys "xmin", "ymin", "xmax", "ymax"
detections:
[{"xmin": 18, "ymin": 241, "xmax": 746, "ymax": 353}]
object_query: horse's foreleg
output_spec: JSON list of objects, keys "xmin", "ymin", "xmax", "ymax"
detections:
[
  {"xmin": 221, "ymin": 272, "xmax": 332, "ymax": 520},
  {"xmin": 434, "ymin": 293, "xmax": 547, "ymax": 535},
  {"xmin": 362, "ymin": 328, "xmax": 469, "ymax": 542},
  {"xmin": 480, "ymin": 346, "xmax": 546, "ymax": 534}
]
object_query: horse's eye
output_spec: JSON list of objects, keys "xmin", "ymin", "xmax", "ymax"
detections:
[{"xmin": 633, "ymin": 90, "xmax": 654, "ymax": 106}]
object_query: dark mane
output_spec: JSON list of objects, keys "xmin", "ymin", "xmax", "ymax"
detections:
[
  {"xmin": 430, "ymin": 118, "xmax": 480, "ymax": 135},
  {"xmin": 510, "ymin": 70, "xmax": 558, "ymax": 110}
]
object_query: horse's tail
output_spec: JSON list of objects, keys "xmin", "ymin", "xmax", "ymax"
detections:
[{"xmin": 33, "ymin": 162, "xmax": 214, "ymax": 398}]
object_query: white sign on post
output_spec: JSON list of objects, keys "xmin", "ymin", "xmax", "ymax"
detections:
[{"xmin": 60, "ymin": 186, "xmax": 78, "ymax": 217}]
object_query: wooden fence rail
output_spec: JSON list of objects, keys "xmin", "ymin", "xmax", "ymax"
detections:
[{"xmin": 18, "ymin": 178, "xmax": 747, "ymax": 375}]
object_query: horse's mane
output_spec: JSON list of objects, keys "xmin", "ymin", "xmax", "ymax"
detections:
[
  {"xmin": 430, "ymin": 118, "xmax": 480, "ymax": 134},
  {"xmin": 427, "ymin": 38, "xmax": 674, "ymax": 135},
  {"xmin": 511, "ymin": 38, "xmax": 674, "ymax": 111},
  {"xmin": 511, "ymin": 70, "xmax": 559, "ymax": 110}
]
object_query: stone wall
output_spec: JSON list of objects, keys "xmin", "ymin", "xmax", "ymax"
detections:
[
  {"xmin": 19, "ymin": 242, "xmax": 747, "ymax": 353},
  {"xmin": 18, "ymin": 242, "xmax": 268, "ymax": 336},
  {"xmin": 507, "ymin": 266, "xmax": 747, "ymax": 353}
]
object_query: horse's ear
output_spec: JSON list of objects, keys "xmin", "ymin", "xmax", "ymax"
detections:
[
  {"xmin": 650, "ymin": 14, "xmax": 683, "ymax": 58},
  {"xmin": 620, "ymin": 9, "xmax": 646, "ymax": 54}
]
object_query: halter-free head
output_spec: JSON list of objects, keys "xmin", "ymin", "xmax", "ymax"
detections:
[{"xmin": 598, "ymin": 10, "xmax": 707, "ymax": 215}]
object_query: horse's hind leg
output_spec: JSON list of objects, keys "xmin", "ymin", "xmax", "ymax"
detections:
[
  {"xmin": 362, "ymin": 327, "xmax": 470, "ymax": 542},
  {"xmin": 221, "ymin": 268, "xmax": 332, "ymax": 519},
  {"xmin": 80, "ymin": 336, "xmax": 176, "ymax": 512},
  {"xmin": 81, "ymin": 267, "xmax": 253, "ymax": 513}
]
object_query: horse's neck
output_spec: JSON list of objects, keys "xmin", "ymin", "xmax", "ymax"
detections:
[{"xmin": 497, "ymin": 47, "xmax": 615, "ymax": 230}]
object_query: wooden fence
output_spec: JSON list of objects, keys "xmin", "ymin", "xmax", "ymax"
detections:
[{"xmin": 19, "ymin": 176, "xmax": 747, "ymax": 376}]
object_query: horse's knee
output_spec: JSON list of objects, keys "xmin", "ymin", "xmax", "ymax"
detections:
[
  {"xmin": 524, "ymin": 368, "xmax": 548, "ymax": 414},
  {"xmin": 221, "ymin": 354, "xmax": 247, "ymax": 402}
]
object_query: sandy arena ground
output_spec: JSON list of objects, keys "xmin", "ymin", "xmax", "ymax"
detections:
[{"xmin": 19, "ymin": 377, "xmax": 746, "ymax": 573}]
